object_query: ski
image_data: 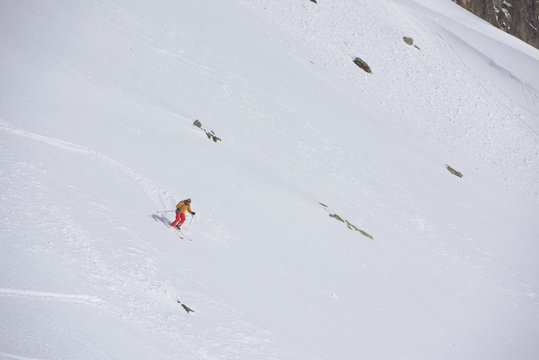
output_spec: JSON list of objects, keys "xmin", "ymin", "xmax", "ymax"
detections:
[
  {"xmin": 170, "ymin": 224, "xmax": 192, "ymax": 241},
  {"xmin": 176, "ymin": 229, "xmax": 193, "ymax": 241},
  {"xmin": 171, "ymin": 227, "xmax": 185, "ymax": 239}
]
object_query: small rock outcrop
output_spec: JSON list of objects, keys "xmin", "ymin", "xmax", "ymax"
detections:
[
  {"xmin": 403, "ymin": 36, "xmax": 421, "ymax": 49},
  {"xmin": 446, "ymin": 164, "xmax": 463, "ymax": 178},
  {"xmin": 177, "ymin": 300, "xmax": 195, "ymax": 314},
  {"xmin": 193, "ymin": 120, "xmax": 221, "ymax": 143},
  {"xmin": 353, "ymin": 57, "xmax": 372, "ymax": 73},
  {"xmin": 321, "ymin": 203, "xmax": 374, "ymax": 239}
]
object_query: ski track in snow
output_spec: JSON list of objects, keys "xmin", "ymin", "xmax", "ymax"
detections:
[
  {"xmin": 0, "ymin": 118, "xmax": 174, "ymax": 209},
  {"xmin": 0, "ymin": 352, "xmax": 44, "ymax": 360},
  {"xmin": 0, "ymin": 289, "xmax": 103, "ymax": 305}
]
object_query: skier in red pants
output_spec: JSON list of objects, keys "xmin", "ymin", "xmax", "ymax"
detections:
[{"xmin": 171, "ymin": 198, "xmax": 195, "ymax": 229}]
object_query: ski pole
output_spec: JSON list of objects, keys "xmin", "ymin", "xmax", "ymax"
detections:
[
  {"xmin": 185, "ymin": 214, "xmax": 194, "ymax": 230},
  {"xmin": 157, "ymin": 210, "xmax": 176, "ymax": 213}
]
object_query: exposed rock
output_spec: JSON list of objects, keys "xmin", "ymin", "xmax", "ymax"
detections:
[
  {"xmin": 346, "ymin": 221, "xmax": 374, "ymax": 239},
  {"xmin": 452, "ymin": 0, "xmax": 538, "ymax": 49},
  {"xmin": 353, "ymin": 57, "xmax": 372, "ymax": 73},
  {"xmin": 403, "ymin": 36, "xmax": 421, "ymax": 50},
  {"xmin": 330, "ymin": 213, "xmax": 345, "ymax": 223},
  {"xmin": 206, "ymin": 130, "xmax": 221, "ymax": 143},
  {"xmin": 323, "ymin": 204, "xmax": 374, "ymax": 239},
  {"xmin": 193, "ymin": 120, "xmax": 221, "ymax": 143},
  {"xmin": 446, "ymin": 164, "xmax": 463, "ymax": 178},
  {"xmin": 177, "ymin": 300, "xmax": 195, "ymax": 314}
]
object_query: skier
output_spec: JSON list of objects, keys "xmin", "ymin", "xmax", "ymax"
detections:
[{"xmin": 171, "ymin": 198, "xmax": 195, "ymax": 229}]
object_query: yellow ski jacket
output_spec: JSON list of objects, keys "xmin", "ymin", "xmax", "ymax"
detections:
[{"xmin": 176, "ymin": 200, "xmax": 194, "ymax": 214}]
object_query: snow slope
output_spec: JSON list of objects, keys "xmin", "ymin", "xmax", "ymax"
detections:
[{"xmin": 1, "ymin": 0, "xmax": 538, "ymax": 359}]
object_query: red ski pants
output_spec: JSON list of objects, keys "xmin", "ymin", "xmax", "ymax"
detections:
[{"xmin": 171, "ymin": 212, "xmax": 186, "ymax": 227}]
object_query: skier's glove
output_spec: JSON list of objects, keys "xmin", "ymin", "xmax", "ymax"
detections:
[{"xmin": 192, "ymin": 212, "xmax": 196, "ymax": 215}]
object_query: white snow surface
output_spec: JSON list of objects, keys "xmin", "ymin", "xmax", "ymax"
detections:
[{"xmin": 1, "ymin": 0, "xmax": 538, "ymax": 359}]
